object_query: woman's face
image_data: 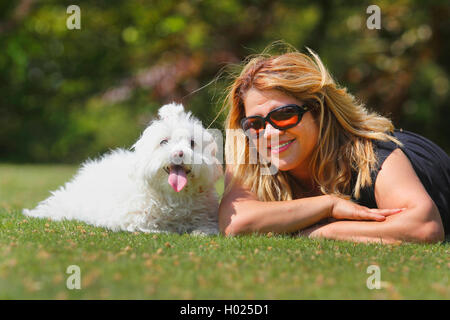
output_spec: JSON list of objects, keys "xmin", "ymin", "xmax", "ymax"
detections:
[{"xmin": 243, "ymin": 88, "xmax": 319, "ymax": 180}]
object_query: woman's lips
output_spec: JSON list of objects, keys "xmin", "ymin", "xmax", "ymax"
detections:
[{"xmin": 268, "ymin": 139, "xmax": 296, "ymax": 154}]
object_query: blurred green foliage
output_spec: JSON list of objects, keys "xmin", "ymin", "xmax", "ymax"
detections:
[{"xmin": 0, "ymin": 0, "xmax": 449, "ymax": 163}]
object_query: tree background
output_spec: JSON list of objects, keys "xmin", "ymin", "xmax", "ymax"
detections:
[{"xmin": 1, "ymin": 0, "xmax": 449, "ymax": 163}]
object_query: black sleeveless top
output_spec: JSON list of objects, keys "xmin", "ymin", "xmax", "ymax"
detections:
[{"xmin": 352, "ymin": 130, "xmax": 450, "ymax": 236}]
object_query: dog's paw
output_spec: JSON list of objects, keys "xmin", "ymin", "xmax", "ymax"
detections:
[
  {"xmin": 136, "ymin": 227, "xmax": 168, "ymax": 234},
  {"xmin": 190, "ymin": 228, "xmax": 219, "ymax": 236},
  {"xmin": 22, "ymin": 208, "xmax": 48, "ymax": 219}
]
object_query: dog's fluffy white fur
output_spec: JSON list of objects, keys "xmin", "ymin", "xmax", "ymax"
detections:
[{"xmin": 23, "ymin": 103, "xmax": 222, "ymax": 235}]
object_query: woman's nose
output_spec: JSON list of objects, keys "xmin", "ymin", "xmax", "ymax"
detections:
[{"xmin": 263, "ymin": 123, "xmax": 282, "ymax": 140}]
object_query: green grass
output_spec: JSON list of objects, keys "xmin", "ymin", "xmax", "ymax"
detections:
[{"xmin": 0, "ymin": 164, "xmax": 448, "ymax": 299}]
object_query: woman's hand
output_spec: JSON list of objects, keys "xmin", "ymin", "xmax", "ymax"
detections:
[{"xmin": 330, "ymin": 196, "xmax": 404, "ymax": 222}]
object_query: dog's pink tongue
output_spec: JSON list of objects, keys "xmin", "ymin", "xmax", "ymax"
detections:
[{"xmin": 168, "ymin": 166, "xmax": 187, "ymax": 192}]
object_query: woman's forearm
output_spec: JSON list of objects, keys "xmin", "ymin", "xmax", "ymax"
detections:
[
  {"xmin": 299, "ymin": 220, "xmax": 400, "ymax": 243},
  {"xmin": 221, "ymin": 195, "xmax": 334, "ymax": 235},
  {"xmin": 299, "ymin": 213, "xmax": 428, "ymax": 244},
  {"xmin": 299, "ymin": 200, "xmax": 445, "ymax": 244}
]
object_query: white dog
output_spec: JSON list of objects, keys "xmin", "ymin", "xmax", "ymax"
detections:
[{"xmin": 23, "ymin": 103, "xmax": 222, "ymax": 235}]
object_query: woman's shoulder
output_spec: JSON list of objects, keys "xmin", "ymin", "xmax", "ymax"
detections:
[
  {"xmin": 353, "ymin": 129, "xmax": 450, "ymax": 201},
  {"xmin": 355, "ymin": 129, "xmax": 450, "ymax": 222},
  {"xmin": 371, "ymin": 129, "xmax": 449, "ymax": 170}
]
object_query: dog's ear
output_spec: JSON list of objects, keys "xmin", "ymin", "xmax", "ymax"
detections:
[{"xmin": 158, "ymin": 103, "xmax": 185, "ymax": 120}]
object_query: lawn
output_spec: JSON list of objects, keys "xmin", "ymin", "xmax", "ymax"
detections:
[{"xmin": 0, "ymin": 164, "xmax": 448, "ymax": 299}]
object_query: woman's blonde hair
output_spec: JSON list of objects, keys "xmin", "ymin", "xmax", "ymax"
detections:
[{"xmin": 223, "ymin": 46, "xmax": 400, "ymax": 201}]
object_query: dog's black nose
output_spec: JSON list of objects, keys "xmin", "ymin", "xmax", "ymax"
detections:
[{"xmin": 175, "ymin": 151, "xmax": 183, "ymax": 158}]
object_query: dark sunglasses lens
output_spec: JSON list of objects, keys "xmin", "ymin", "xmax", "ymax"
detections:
[
  {"xmin": 242, "ymin": 118, "xmax": 264, "ymax": 135},
  {"xmin": 270, "ymin": 106, "xmax": 300, "ymax": 128}
]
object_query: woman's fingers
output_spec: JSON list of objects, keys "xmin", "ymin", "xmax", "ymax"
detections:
[
  {"xmin": 357, "ymin": 209, "xmax": 386, "ymax": 221},
  {"xmin": 368, "ymin": 214, "xmax": 387, "ymax": 221},
  {"xmin": 331, "ymin": 197, "xmax": 405, "ymax": 221},
  {"xmin": 368, "ymin": 208, "xmax": 405, "ymax": 216},
  {"xmin": 360, "ymin": 208, "xmax": 404, "ymax": 221}
]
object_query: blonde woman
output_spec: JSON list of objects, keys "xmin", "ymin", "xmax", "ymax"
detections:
[{"xmin": 218, "ymin": 48, "xmax": 449, "ymax": 244}]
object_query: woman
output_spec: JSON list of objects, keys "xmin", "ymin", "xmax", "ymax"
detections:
[{"xmin": 218, "ymin": 48, "xmax": 450, "ymax": 244}]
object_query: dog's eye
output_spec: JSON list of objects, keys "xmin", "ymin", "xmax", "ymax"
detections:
[
  {"xmin": 190, "ymin": 139, "xmax": 195, "ymax": 148},
  {"xmin": 160, "ymin": 139, "xmax": 168, "ymax": 146}
]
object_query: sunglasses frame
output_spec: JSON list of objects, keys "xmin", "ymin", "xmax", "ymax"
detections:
[{"xmin": 240, "ymin": 104, "xmax": 309, "ymax": 137}]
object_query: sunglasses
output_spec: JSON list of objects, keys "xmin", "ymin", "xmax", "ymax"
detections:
[{"xmin": 240, "ymin": 104, "xmax": 309, "ymax": 137}]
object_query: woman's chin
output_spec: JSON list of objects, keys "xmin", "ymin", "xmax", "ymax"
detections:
[
  {"xmin": 270, "ymin": 159, "xmax": 296, "ymax": 172},
  {"xmin": 259, "ymin": 151, "xmax": 301, "ymax": 172}
]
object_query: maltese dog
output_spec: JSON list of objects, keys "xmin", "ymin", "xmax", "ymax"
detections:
[{"xmin": 23, "ymin": 103, "xmax": 223, "ymax": 235}]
